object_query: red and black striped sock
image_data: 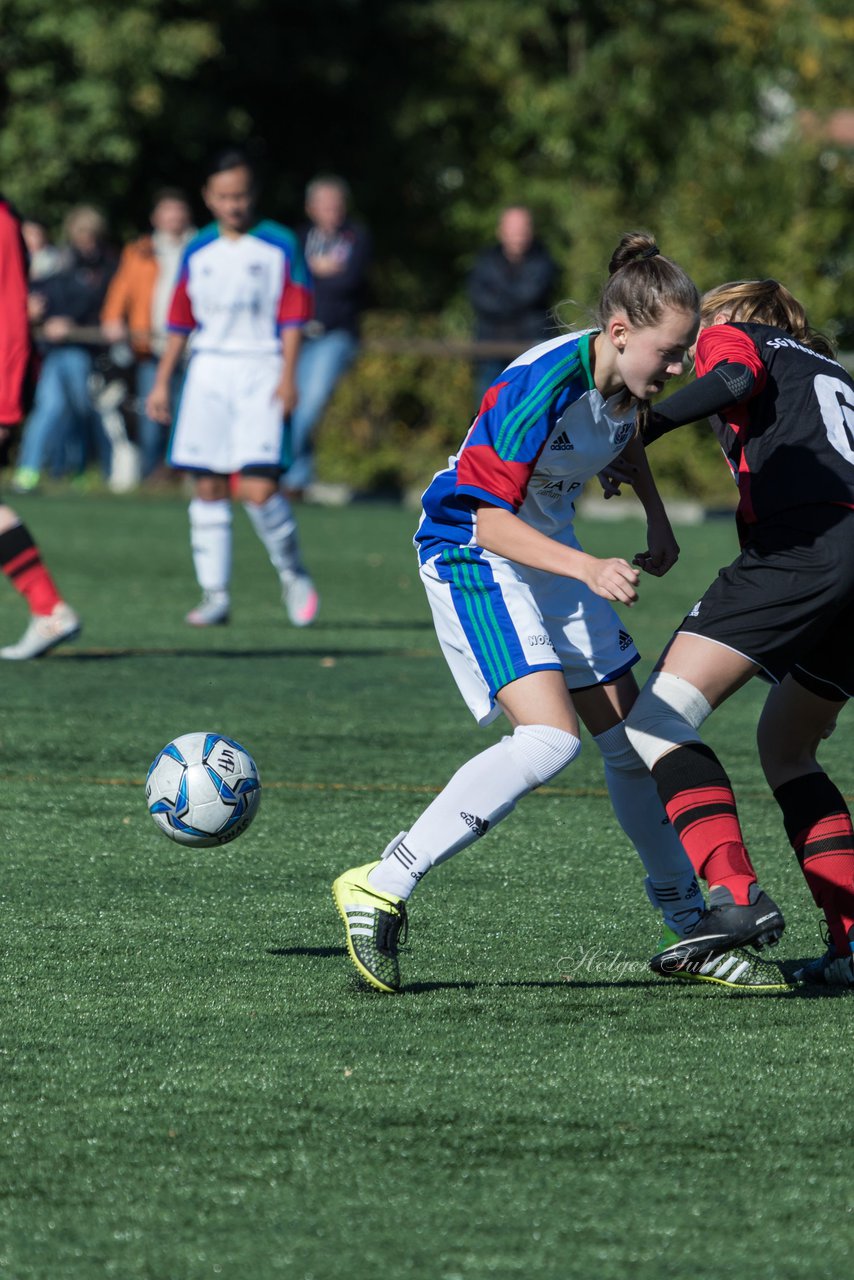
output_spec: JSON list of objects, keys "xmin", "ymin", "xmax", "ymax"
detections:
[
  {"xmin": 0, "ymin": 521, "xmax": 62, "ymax": 616},
  {"xmin": 774, "ymin": 772, "xmax": 854, "ymax": 955},
  {"xmin": 651, "ymin": 742, "xmax": 757, "ymax": 904}
]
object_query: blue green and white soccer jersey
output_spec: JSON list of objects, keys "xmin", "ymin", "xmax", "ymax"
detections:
[{"xmin": 415, "ymin": 330, "xmax": 641, "ymax": 726}]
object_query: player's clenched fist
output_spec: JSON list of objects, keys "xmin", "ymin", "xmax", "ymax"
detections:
[{"xmin": 584, "ymin": 556, "xmax": 640, "ymax": 605}]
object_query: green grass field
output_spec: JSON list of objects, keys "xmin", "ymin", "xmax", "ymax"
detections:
[{"xmin": 2, "ymin": 493, "xmax": 851, "ymax": 1280}]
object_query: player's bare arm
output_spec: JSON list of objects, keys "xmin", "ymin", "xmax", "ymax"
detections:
[
  {"xmin": 618, "ymin": 433, "xmax": 680, "ymax": 577},
  {"xmin": 275, "ymin": 325, "xmax": 302, "ymax": 415},
  {"xmin": 475, "ymin": 502, "xmax": 639, "ymax": 605},
  {"xmin": 146, "ymin": 331, "xmax": 189, "ymax": 424}
]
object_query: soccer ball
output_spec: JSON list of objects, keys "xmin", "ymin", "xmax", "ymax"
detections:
[{"xmin": 146, "ymin": 732, "xmax": 261, "ymax": 847}]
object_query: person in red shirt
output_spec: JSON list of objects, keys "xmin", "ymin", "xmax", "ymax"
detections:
[
  {"xmin": 623, "ymin": 279, "xmax": 854, "ymax": 986},
  {"xmin": 0, "ymin": 196, "xmax": 81, "ymax": 659}
]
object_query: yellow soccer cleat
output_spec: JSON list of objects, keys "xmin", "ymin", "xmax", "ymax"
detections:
[{"xmin": 332, "ymin": 861, "xmax": 408, "ymax": 993}]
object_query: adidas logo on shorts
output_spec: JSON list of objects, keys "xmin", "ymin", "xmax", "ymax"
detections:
[
  {"xmin": 550, "ymin": 431, "xmax": 574, "ymax": 451},
  {"xmin": 618, "ymin": 629, "xmax": 633, "ymax": 651}
]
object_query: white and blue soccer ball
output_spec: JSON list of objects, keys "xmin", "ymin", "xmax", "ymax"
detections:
[{"xmin": 146, "ymin": 732, "xmax": 261, "ymax": 847}]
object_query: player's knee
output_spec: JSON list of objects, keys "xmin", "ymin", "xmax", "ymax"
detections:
[
  {"xmin": 508, "ymin": 723, "xmax": 582, "ymax": 787},
  {"xmin": 594, "ymin": 720, "xmax": 643, "ymax": 774},
  {"xmin": 625, "ymin": 672, "xmax": 712, "ymax": 771}
]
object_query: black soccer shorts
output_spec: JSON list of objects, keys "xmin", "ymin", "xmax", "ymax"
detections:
[{"xmin": 676, "ymin": 504, "xmax": 854, "ymax": 699}]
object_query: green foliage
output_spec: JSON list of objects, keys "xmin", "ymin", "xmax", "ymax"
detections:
[
  {"xmin": 315, "ymin": 312, "xmax": 477, "ymax": 497},
  {"xmin": 0, "ymin": 0, "xmax": 220, "ymax": 221}
]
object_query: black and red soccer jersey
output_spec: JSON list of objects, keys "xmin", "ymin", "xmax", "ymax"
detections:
[{"xmin": 696, "ymin": 321, "xmax": 854, "ymax": 526}]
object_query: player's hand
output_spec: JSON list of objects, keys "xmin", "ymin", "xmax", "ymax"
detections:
[
  {"xmin": 633, "ymin": 516, "xmax": 680, "ymax": 577},
  {"xmin": 145, "ymin": 383, "xmax": 172, "ymax": 424},
  {"xmin": 275, "ymin": 377, "xmax": 298, "ymax": 415},
  {"xmin": 597, "ymin": 454, "xmax": 638, "ymax": 500},
  {"xmin": 583, "ymin": 556, "xmax": 640, "ymax": 605}
]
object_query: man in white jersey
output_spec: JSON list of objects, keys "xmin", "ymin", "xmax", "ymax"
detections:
[{"xmin": 147, "ymin": 150, "xmax": 318, "ymax": 627}]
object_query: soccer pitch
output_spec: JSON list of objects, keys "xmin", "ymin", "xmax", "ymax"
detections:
[{"xmin": 2, "ymin": 493, "xmax": 850, "ymax": 1279}]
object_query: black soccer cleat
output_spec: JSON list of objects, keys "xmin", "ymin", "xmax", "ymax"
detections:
[{"xmin": 650, "ymin": 889, "xmax": 785, "ymax": 975}]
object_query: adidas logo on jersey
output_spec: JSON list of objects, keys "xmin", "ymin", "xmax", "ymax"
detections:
[
  {"xmin": 618, "ymin": 629, "xmax": 633, "ymax": 651},
  {"xmin": 460, "ymin": 811, "xmax": 490, "ymax": 837},
  {"xmin": 550, "ymin": 431, "xmax": 574, "ymax": 451}
]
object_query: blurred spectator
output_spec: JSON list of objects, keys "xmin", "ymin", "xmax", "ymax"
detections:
[
  {"xmin": 12, "ymin": 206, "xmax": 117, "ymax": 492},
  {"xmin": 467, "ymin": 206, "xmax": 559, "ymax": 403},
  {"xmin": 0, "ymin": 193, "xmax": 81, "ymax": 659},
  {"xmin": 284, "ymin": 175, "xmax": 371, "ymax": 499},
  {"xmin": 21, "ymin": 218, "xmax": 62, "ymax": 282},
  {"xmin": 101, "ymin": 189, "xmax": 195, "ymax": 480}
]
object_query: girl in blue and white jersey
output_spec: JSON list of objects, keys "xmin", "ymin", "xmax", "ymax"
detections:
[{"xmin": 333, "ymin": 232, "xmax": 716, "ymax": 993}]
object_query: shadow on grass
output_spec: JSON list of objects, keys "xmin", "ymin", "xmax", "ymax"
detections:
[
  {"xmin": 55, "ymin": 645, "xmax": 431, "ymax": 662},
  {"xmin": 269, "ymin": 948, "xmax": 848, "ymax": 997},
  {"xmin": 269, "ymin": 946, "xmax": 346, "ymax": 958}
]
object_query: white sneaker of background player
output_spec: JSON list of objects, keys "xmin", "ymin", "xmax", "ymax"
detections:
[
  {"xmin": 280, "ymin": 571, "xmax": 319, "ymax": 627},
  {"xmin": 185, "ymin": 591, "xmax": 230, "ymax": 627},
  {"xmin": 0, "ymin": 602, "xmax": 82, "ymax": 660}
]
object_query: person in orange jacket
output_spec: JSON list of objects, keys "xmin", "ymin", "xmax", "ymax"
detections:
[{"xmin": 101, "ymin": 190, "xmax": 194, "ymax": 478}]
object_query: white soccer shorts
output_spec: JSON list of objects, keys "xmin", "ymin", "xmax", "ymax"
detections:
[
  {"xmin": 168, "ymin": 352, "xmax": 288, "ymax": 474},
  {"xmin": 420, "ymin": 544, "xmax": 639, "ymax": 726}
]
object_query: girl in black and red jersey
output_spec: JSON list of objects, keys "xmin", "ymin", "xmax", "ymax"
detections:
[{"xmin": 623, "ymin": 279, "xmax": 854, "ymax": 986}]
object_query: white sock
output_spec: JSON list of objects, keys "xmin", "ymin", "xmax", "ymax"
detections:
[
  {"xmin": 594, "ymin": 722, "xmax": 704, "ymax": 934},
  {"xmin": 368, "ymin": 724, "xmax": 581, "ymax": 899},
  {"xmin": 242, "ymin": 494, "xmax": 302, "ymax": 579},
  {"xmin": 189, "ymin": 498, "xmax": 232, "ymax": 594}
]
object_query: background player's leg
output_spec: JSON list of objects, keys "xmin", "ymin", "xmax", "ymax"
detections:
[
  {"xmin": 186, "ymin": 474, "xmax": 232, "ymax": 626},
  {"xmin": 0, "ymin": 503, "xmax": 81, "ymax": 659},
  {"xmin": 237, "ymin": 475, "xmax": 318, "ymax": 627}
]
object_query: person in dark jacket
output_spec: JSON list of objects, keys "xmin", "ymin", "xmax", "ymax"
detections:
[
  {"xmin": 283, "ymin": 176, "xmax": 371, "ymax": 498},
  {"xmin": 12, "ymin": 205, "xmax": 117, "ymax": 490},
  {"xmin": 467, "ymin": 206, "xmax": 559, "ymax": 403}
]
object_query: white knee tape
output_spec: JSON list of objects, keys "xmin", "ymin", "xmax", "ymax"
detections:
[
  {"xmin": 625, "ymin": 672, "xmax": 712, "ymax": 771},
  {"xmin": 507, "ymin": 723, "xmax": 582, "ymax": 788}
]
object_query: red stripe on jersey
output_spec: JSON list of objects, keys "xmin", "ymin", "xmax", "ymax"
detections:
[
  {"xmin": 167, "ymin": 273, "xmax": 195, "ymax": 331},
  {"xmin": 696, "ymin": 325, "xmax": 767, "ymax": 526},
  {"xmin": 277, "ymin": 280, "xmax": 313, "ymax": 329},
  {"xmin": 695, "ymin": 324, "xmax": 767, "ymax": 388},
  {"xmin": 457, "ymin": 444, "xmax": 533, "ymax": 510}
]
